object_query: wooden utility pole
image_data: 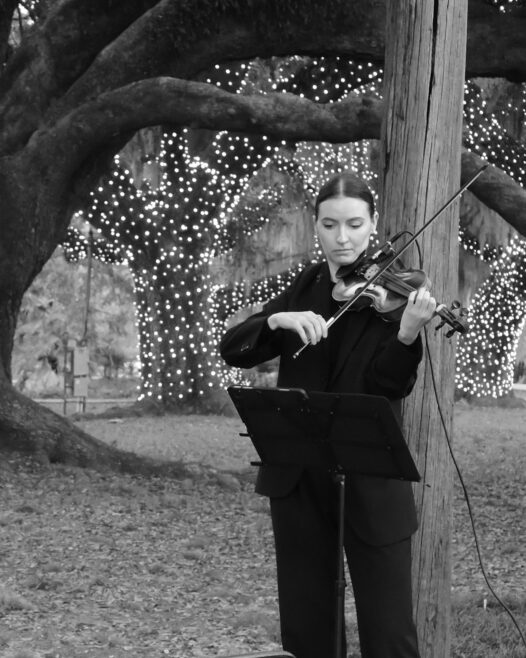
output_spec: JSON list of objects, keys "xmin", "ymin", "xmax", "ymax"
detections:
[{"xmin": 379, "ymin": 1, "xmax": 468, "ymax": 656}]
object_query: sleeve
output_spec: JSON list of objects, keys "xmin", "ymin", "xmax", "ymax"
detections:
[
  {"xmin": 219, "ymin": 286, "xmax": 292, "ymax": 369},
  {"xmin": 364, "ymin": 327, "xmax": 423, "ymax": 399}
]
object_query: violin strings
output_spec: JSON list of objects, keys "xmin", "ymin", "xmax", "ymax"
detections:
[
  {"xmin": 375, "ymin": 265, "xmax": 457, "ymax": 328},
  {"xmin": 377, "ymin": 270, "xmax": 415, "ymax": 297}
]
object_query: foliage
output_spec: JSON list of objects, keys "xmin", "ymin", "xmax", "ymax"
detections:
[{"xmin": 12, "ymin": 246, "xmax": 138, "ymax": 394}]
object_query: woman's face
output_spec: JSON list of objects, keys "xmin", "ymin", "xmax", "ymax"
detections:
[{"xmin": 316, "ymin": 195, "xmax": 377, "ymax": 276}]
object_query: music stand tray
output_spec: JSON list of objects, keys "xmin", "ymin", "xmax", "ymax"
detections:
[{"xmin": 227, "ymin": 385, "xmax": 420, "ymax": 482}]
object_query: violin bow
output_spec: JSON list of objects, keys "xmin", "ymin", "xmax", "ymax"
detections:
[{"xmin": 292, "ymin": 164, "xmax": 488, "ymax": 359}]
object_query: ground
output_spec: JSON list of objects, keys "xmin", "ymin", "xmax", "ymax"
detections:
[{"xmin": 0, "ymin": 404, "xmax": 525, "ymax": 657}]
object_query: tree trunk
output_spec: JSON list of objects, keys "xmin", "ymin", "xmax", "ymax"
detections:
[
  {"xmin": 379, "ymin": 1, "xmax": 467, "ymax": 655},
  {"xmin": 456, "ymin": 238, "xmax": 526, "ymax": 399},
  {"xmin": 88, "ymin": 130, "xmax": 234, "ymax": 412},
  {"xmin": 131, "ymin": 250, "xmax": 218, "ymax": 412},
  {"xmin": 0, "ymin": 162, "xmax": 58, "ymax": 381},
  {"xmin": 0, "ymin": 374, "xmax": 193, "ymax": 477}
]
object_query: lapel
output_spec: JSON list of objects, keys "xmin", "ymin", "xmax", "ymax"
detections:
[
  {"xmin": 290, "ymin": 263, "xmax": 332, "ymax": 390},
  {"xmin": 308, "ymin": 261, "xmax": 332, "ymax": 320},
  {"xmin": 285, "ymin": 262, "xmax": 374, "ymax": 391},
  {"xmin": 326, "ymin": 305, "xmax": 373, "ymax": 389}
]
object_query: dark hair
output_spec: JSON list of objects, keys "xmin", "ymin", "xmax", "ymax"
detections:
[{"xmin": 314, "ymin": 172, "xmax": 375, "ymax": 218}]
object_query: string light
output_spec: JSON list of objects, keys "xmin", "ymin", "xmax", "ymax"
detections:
[
  {"xmin": 59, "ymin": 57, "xmax": 526, "ymax": 403},
  {"xmin": 486, "ymin": 0, "xmax": 526, "ymax": 12},
  {"xmin": 456, "ymin": 236, "xmax": 526, "ymax": 397}
]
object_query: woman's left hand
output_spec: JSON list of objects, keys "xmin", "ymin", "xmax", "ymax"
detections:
[{"xmin": 397, "ymin": 288, "xmax": 437, "ymax": 345}]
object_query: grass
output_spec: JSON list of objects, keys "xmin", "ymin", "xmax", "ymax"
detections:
[
  {"xmin": 449, "ymin": 405, "xmax": 526, "ymax": 657},
  {"xmin": 0, "ymin": 403, "xmax": 525, "ymax": 657},
  {"xmin": 452, "ymin": 593, "xmax": 526, "ymax": 657}
]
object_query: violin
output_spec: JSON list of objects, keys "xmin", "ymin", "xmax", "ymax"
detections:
[
  {"xmin": 332, "ymin": 244, "xmax": 469, "ymax": 336},
  {"xmin": 292, "ymin": 164, "xmax": 486, "ymax": 360}
]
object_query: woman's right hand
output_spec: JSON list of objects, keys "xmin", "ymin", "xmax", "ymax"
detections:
[{"xmin": 267, "ymin": 311, "xmax": 328, "ymax": 345}]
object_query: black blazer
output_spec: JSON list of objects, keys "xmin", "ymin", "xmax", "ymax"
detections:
[{"xmin": 220, "ymin": 262, "xmax": 423, "ymax": 546}]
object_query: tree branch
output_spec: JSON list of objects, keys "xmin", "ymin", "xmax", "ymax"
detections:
[
  {"xmin": 462, "ymin": 150, "xmax": 526, "ymax": 236},
  {"xmin": 35, "ymin": 76, "xmax": 526, "ymax": 238},
  {"xmin": 51, "ymin": 0, "xmax": 526, "ymax": 115},
  {"xmin": 2, "ymin": 0, "xmax": 526, "ymax": 155},
  {"xmin": 0, "ymin": 0, "xmax": 17, "ymax": 65},
  {"xmin": 0, "ymin": 0, "xmax": 160, "ymax": 152}
]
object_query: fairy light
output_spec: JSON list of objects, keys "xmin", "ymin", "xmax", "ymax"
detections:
[
  {"xmin": 456, "ymin": 236, "xmax": 526, "ymax": 397},
  {"xmin": 486, "ymin": 0, "xmax": 526, "ymax": 11},
  {"xmin": 458, "ymin": 77, "xmax": 526, "ymax": 396},
  {"xmin": 463, "ymin": 81, "xmax": 526, "ymax": 186},
  {"xmin": 61, "ymin": 57, "xmax": 525, "ymax": 403}
]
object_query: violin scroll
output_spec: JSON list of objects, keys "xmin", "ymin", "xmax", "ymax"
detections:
[{"xmin": 434, "ymin": 301, "xmax": 469, "ymax": 338}]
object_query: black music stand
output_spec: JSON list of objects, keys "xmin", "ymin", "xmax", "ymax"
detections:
[{"xmin": 227, "ymin": 385, "xmax": 420, "ymax": 658}]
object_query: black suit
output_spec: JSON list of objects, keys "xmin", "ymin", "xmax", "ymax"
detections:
[{"xmin": 220, "ymin": 262, "xmax": 422, "ymax": 658}]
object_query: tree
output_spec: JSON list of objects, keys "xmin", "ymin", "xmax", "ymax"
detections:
[
  {"xmin": 1, "ymin": 1, "xmax": 526, "ymax": 456},
  {"xmin": 0, "ymin": 2, "xmax": 525, "ymax": 654},
  {"xmin": 68, "ymin": 59, "xmax": 526, "ymax": 416},
  {"xmin": 456, "ymin": 236, "xmax": 526, "ymax": 397}
]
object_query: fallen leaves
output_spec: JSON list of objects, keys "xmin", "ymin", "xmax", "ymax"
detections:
[
  {"xmin": 0, "ymin": 452, "xmax": 280, "ymax": 657},
  {"xmin": 0, "ymin": 406, "xmax": 524, "ymax": 657}
]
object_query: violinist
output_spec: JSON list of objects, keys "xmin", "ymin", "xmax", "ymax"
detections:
[{"xmin": 220, "ymin": 172, "xmax": 437, "ymax": 658}]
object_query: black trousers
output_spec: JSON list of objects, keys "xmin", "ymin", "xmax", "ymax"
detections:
[{"xmin": 269, "ymin": 469, "xmax": 420, "ymax": 658}]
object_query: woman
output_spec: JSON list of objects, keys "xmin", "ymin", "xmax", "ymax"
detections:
[{"xmin": 220, "ymin": 172, "xmax": 436, "ymax": 658}]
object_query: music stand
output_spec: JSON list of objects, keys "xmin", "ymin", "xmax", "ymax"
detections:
[{"xmin": 227, "ymin": 385, "xmax": 420, "ymax": 658}]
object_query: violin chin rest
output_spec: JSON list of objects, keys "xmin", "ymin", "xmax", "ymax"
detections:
[
  {"xmin": 335, "ymin": 264, "xmax": 357, "ymax": 280},
  {"xmin": 332, "ymin": 279, "xmax": 360, "ymax": 302}
]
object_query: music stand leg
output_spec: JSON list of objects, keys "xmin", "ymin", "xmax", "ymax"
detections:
[{"xmin": 333, "ymin": 470, "xmax": 346, "ymax": 658}]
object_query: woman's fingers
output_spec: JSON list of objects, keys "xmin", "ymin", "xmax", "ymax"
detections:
[
  {"xmin": 267, "ymin": 311, "xmax": 329, "ymax": 344},
  {"xmin": 298, "ymin": 311, "xmax": 326, "ymax": 344},
  {"xmin": 407, "ymin": 288, "xmax": 437, "ymax": 322},
  {"xmin": 308, "ymin": 311, "xmax": 328, "ymax": 342},
  {"xmin": 284, "ymin": 311, "xmax": 327, "ymax": 344},
  {"xmin": 293, "ymin": 321, "xmax": 309, "ymax": 345}
]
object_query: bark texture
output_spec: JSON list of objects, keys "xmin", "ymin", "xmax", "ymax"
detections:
[{"xmin": 379, "ymin": 0, "xmax": 467, "ymax": 655}]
